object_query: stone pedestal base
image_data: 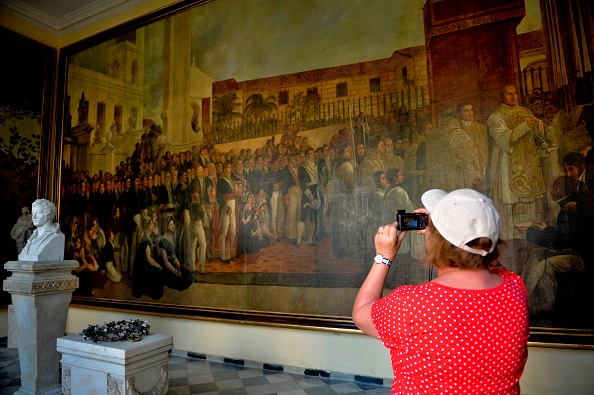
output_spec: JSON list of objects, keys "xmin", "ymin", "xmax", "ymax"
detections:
[
  {"xmin": 57, "ymin": 334, "xmax": 173, "ymax": 395},
  {"xmin": 8, "ymin": 304, "xmax": 17, "ymax": 348},
  {"xmin": 3, "ymin": 260, "xmax": 78, "ymax": 395}
]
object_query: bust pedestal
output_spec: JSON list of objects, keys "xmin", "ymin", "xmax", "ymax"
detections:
[{"xmin": 3, "ymin": 260, "xmax": 78, "ymax": 395}]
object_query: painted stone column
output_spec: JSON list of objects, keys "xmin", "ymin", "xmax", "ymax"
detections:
[
  {"xmin": 423, "ymin": 0, "xmax": 527, "ymax": 125},
  {"xmin": 161, "ymin": 11, "xmax": 195, "ymax": 146},
  {"xmin": 3, "ymin": 260, "xmax": 78, "ymax": 395}
]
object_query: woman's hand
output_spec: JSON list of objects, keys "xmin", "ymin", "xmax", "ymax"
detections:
[
  {"xmin": 354, "ymin": 221, "xmax": 407, "ymax": 340},
  {"xmin": 374, "ymin": 222, "xmax": 407, "ymax": 262},
  {"xmin": 168, "ymin": 262, "xmax": 181, "ymax": 277}
]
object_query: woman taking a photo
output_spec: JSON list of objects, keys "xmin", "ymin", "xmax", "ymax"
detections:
[{"xmin": 353, "ymin": 188, "xmax": 529, "ymax": 394}]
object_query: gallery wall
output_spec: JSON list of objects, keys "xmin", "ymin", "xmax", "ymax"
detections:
[{"xmin": 1, "ymin": 308, "xmax": 593, "ymax": 394}]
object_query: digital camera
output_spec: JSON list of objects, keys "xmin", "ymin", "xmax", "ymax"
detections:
[{"xmin": 397, "ymin": 210, "xmax": 428, "ymax": 231}]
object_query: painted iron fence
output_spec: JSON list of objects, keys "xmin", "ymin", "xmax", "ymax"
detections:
[{"xmin": 211, "ymin": 86, "xmax": 428, "ymax": 143}]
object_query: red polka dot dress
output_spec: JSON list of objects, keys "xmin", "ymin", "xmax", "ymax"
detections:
[{"xmin": 371, "ymin": 268, "xmax": 529, "ymax": 394}]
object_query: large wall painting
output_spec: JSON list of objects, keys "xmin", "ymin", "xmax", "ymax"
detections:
[{"xmin": 57, "ymin": 0, "xmax": 594, "ymax": 342}]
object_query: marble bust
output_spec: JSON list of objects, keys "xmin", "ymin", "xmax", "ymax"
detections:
[{"xmin": 18, "ymin": 199, "xmax": 65, "ymax": 262}]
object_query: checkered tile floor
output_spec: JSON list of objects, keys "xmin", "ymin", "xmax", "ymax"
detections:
[
  {"xmin": 0, "ymin": 339, "xmax": 390, "ymax": 395},
  {"xmin": 0, "ymin": 344, "xmax": 19, "ymax": 395}
]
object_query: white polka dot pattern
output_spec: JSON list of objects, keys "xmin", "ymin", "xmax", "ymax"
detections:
[{"xmin": 371, "ymin": 268, "xmax": 529, "ymax": 395}]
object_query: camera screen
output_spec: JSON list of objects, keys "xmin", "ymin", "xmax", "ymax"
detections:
[{"xmin": 398, "ymin": 213, "xmax": 428, "ymax": 231}]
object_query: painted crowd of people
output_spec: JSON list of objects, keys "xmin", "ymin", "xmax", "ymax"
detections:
[{"xmin": 59, "ymin": 85, "xmax": 594, "ymax": 315}]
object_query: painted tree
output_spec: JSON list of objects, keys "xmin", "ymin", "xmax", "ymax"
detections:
[
  {"xmin": 0, "ymin": 104, "xmax": 40, "ymax": 209},
  {"xmin": 212, "ymin": 93, "xmax": 243, "ymax": 127},
  {"xmin": 244, "ymin": 93, "xmax": 278, "ymax": 120},
  {"xmin": 290, "ymin": 91, "xmax": 320, "ymax": 126}
]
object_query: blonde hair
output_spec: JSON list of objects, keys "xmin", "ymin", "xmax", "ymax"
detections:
[
  {"xmin": 424, "ymin": 222, "xmax": 504, "ymax": 269},
  {"xmin": 139, "ymin": 215, "xmax": 153, "ymax": 239}
]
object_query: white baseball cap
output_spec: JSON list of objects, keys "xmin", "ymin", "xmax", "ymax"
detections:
[{"xmin": 421, "ymin": 188, "xmax": 502, "ymax": 256}]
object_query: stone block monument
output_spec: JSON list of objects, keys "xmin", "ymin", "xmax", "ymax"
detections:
[{"xmin": 4, "ymin": 199, "xmax": 78, "ymax": 395}]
